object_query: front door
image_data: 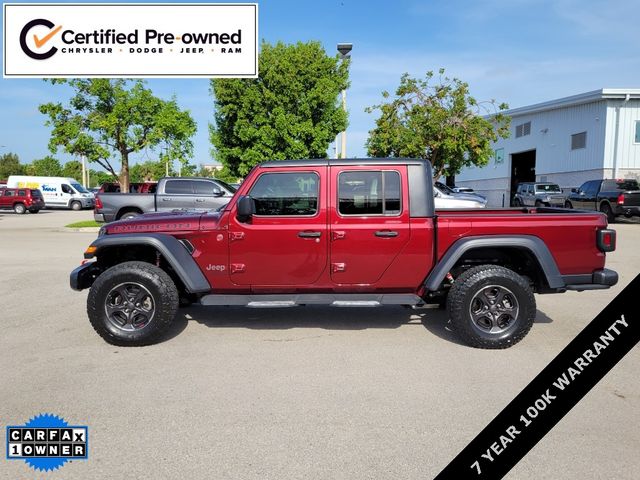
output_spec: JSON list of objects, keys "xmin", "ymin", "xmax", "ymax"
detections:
[
  {"xmin": 228, "ymin": 168, "xmax": 327, "ymax": 287},
  {"xmin": 329, "ymin": 166, "xmax": 410, "ymax": 285},
  {"xmin": 157, "ymin": 179, "xmax": 196, "ymax": 212}
]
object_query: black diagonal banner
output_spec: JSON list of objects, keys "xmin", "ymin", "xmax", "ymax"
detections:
[{"xmin": 436, "ymin": 273, "xmax": 640, "ymax": 479}]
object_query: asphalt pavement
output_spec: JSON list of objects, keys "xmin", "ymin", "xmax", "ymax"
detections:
[{"xmin": 0, "ymin": 209, "xmax": 638, "ymax": 479}]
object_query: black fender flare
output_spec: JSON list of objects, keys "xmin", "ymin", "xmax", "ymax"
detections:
[
  {"xmin": 85, "ymin": 233, "xmax": 210, "ymax": 293},
  {"xmin": 424, "ymin": 235, "xmax": 564, "ymax": 291}
]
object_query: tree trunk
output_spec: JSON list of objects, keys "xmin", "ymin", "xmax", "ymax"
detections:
[{"xmin": 120, "ymin": 151, "xmax": 130, "ymax": 193}]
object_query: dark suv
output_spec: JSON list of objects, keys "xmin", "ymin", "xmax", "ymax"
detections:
[
  {"xmin": 513, "ymin": 182, "xmax": 566, "ymax": 207},
  {"xmin": 0, "ymin": 188, "xmax": 45, "ymax": 214}
]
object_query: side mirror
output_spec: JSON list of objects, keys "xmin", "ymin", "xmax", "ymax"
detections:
[
  {"xmin": 236, "ymin": 195, "xmax": 255, "ymax": 222},
  {"xmin": 212, "ymin": 187, "xmax": 224, "ymax": 197}
]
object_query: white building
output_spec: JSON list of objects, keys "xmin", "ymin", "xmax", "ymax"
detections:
[{"xmin": 456, "ymin": 89, "xmax": 640, "ymax": 206}]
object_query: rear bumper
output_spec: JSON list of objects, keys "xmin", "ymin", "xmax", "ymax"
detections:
[
  {"xmin": 563, "ymin": 268, "xmax": 618, "ymax": 291},
  {"xmin": 94, "ymin": 212, "xmax": 115, "ymax": 223},
  {"xmin": 70, "ymin": 262, "xmax": 101, "ymax": 291},
  {"xmin": 614, "ymin": 205, "xmax": 640, "ymax": 217}
]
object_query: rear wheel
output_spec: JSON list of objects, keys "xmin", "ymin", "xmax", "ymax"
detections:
[
  {"xmin": 71, "ymin": 201, "xmax": 82, "ymax": 211},
  {"xmin": 447, "ymin": 265, "xmax": 536, "ymax": 349},
  {"xmin": 87, "ymin": 261, "xmax": 179, "ymax": 346},
  {"xmin": 564, "ymin": 200, "xmax": 573, "ymax": 209},
  {"xmin": 120, "ymin": 211, "xmax": 141, "ymax": 220},
  {"xmin": 29, "ymin": 208, "xmax": 40, "ymax": 214},
  {"xmin": 534, "ymin": 200, "xmax": 543, "ymax": 208},
  {"xmin": 14, "ymin": 203, "xmax": 26, "ymax": 214},
  {"xmin": 600, "ymin": 203, "xmax": 615, "ymax": 223}
]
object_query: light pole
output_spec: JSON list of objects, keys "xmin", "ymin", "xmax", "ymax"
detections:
[{"xmin": 337, "ymin": 43, "xmax": 352, "ymax": 159}]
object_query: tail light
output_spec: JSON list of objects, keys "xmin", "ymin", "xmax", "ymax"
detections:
[
  {"xmin": 617, "ymin": 193, "xmax": 624, "ymax": 205},
  {"xmin": 597, "ymin": 229, "xmax": 616, "ymax": 252},
  {"xmin": 95, "ymin": 195, "xmax": 103, "ymax": 210}
]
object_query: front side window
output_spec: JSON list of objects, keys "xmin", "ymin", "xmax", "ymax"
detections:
[
  {"xmin": 338, "ymin": 170, "xmax": 401, "ymax": 216},
  {"xmin": 193, "ymin": 181, "xmax": 218, "ymax": 195},
  {"xmin": 61, "ymin": 184, "xmax": 73, "ymax": 194},
  {"xmin": 249, "ymin": 172, "xmax": 319, "ymax": 216}
]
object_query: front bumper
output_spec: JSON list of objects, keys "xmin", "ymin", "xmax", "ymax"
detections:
[
  {"xmin": 70, "ymin": 262, "xmax": 101, "ymax": 291},
  {"xmin": 563, "ymin": 268, "xmax": 618, "ymax": 291}
]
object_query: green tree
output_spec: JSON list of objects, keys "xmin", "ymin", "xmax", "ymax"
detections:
[
  {"xmin": 0, "ymin": 152, "xmax": 25, "ymax": 178},
  {"xmin": 89, "ymin": 170, "xmax": 113, "ymax": 188},
  {"xmin": 39, "ymin": 79, "xmax": 196, "ymax": 192},
  {"xmin": 61, "ymin": 160, "xmax": 83, "ymax": 182},
  {"xmin": 26, "ymin": 156, "xmax": 62, "ymax": 176},
  {"xmin": 130, "ymin": 160, "xmax": 173, "ymax": 183},
  {"xmin": 210, "ymin": 40, "xmax": 349, "ymax": 176},
  {"xmin": 366, "ymin": 69, "xmax": 510, "ymax": 180}
]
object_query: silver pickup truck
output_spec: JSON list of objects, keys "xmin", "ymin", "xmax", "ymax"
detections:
[{"xmin": 94, "ymin": 177, "xmax": 236, "ymax": 222}]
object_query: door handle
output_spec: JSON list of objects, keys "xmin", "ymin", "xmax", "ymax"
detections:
[
  {"xmin": 375, "ymin": 230, "xmax": 398, "ymax": 238},
  {"xmin": 195, "ymin": 198, "xmax": 206, "ymax": 202},
  {"xmin": 298, "ymin": 231, "xmax": 322, "ymax": 238},
  {"xmin": 161, "ymin": 197, "xmax": 171, "ymax": 202}
]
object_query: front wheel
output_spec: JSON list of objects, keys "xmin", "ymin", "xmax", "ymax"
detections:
[
  {"xmin": 447, "ymin": 265, "xmax": 536, "ymax": 349},
  {"xmin": 71, "ymin": 201, "xmax": 82, "ymax": 211},
  {"xmin": 564, "ymin": 200, "xmax": 573, "ymax": 209},
  {"xmin": 87, "ymin": 261, "xmax": 179, "ymax": 346}
]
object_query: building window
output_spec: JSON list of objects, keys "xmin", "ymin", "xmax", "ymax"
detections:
[
  {"xmin": 635, "ymin": 121, "xmax": 640, "ymax": 144},
  {"xmin": 571, "ymin": 131, "xmax": 587, "ymax": 150},
  {"xmin": 515, "ymin": 121, "xmax": 531, "ymax": 138}
]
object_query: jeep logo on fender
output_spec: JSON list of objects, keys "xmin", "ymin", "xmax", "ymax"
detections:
[{"xmin": 19, "ymin": 19, "xmax": 62, "ymax": 60}]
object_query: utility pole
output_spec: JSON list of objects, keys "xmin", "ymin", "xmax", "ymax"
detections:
[
  {"xmin": 81, "ymin": 154, "xmax": 87, "ymax": 188},
  {"xmin": 336, "ymin": 43, "xmax": 352, "ymax": 159}
]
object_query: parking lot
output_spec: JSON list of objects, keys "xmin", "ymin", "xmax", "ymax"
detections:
[{"xmin": 0, "ymin": 209, "xmax": 638, "ymax": 479}]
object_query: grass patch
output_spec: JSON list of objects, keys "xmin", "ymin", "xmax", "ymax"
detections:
[{"xmin": 65, "ymin": 220, "xmax": 101, "ymax": 228}]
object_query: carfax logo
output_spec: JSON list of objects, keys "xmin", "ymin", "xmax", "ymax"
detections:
[{"xmin": 6, "ymin": 413, "xmax": 88, "ymax": 472}]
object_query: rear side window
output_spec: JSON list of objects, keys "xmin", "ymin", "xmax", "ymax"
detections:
[
  {"xmin": 4, "ymin": 190, "xmax": 14, "ymax": 196},
  {"xmin": 338, "ymin": 170, "xmax": 401, "ymax": 216},
  {"xmin": 31, "ymin": 189, "xmax": 42, "ymax": 198},
  {"xmin": 164, "ymin": 180, "xmax": 194, "ymax": 195},
  {"xmin": 615, "ymin": 179, "xmax": 639, "ymax": 191},
  {"xmin": 249, "ymin": 172, "xmax": 319, "ymax": 216},
  {"xmin": 536, "ymin": 184, "xmax": 561, "ymax": 193}
]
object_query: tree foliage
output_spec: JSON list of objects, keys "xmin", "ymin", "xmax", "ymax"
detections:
[
  {"xmin": 0, "ymin": 152, "xmax": 25, "ymax": 178},
  {"xmin": 61, "ymin": 160, "xmax": 83, "ymax": 182},
  {"xmin": 366, "ymin": 69, "xmax": 510, "ymax": 179},
  {"xmin": 210, "ymin": 41, "xmax": 350, "ymax": 176},
  {"xmin": 39, "ymin": 79, "xmax": 196, "ymax": 191},
  {"xmin": 26, "ymin": 156, "xmax": 62, "ymax": 176},
  {"xmin": 130, "ymin": 160, "xmax": 174, "ymax": 183}
]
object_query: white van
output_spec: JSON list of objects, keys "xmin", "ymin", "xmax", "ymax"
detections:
[{"xmin": 6, "ymin": 176, "xmax": 95, "ymax": 210}]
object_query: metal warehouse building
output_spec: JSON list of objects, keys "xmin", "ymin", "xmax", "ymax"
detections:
[{"xmin": 455, "ymin": 88, "xmax": 640, "ymax": 206}]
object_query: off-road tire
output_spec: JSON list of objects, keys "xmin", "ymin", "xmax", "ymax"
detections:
[
  {"xmin": 87, "ymin": 261, "xmax": 179, "ymax": 346},
  {"xmin": 600, "ymin": 203, "xmax": 615, "ymax": 223},
  {"xmin": 14, "ymin": 203, "xmax": 26, "ymax": 214},
  {"xmin": 447, "ymin": 265, "xmax": 536, "ymax": 349},
  {"xmin": 71, "ymin": 201, "xmax": 82, "ymax": 211}
]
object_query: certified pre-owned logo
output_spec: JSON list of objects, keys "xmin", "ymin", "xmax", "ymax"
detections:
[{"xmin": 20, "ymin": 19, "xmax": 62, "ymax": 60}]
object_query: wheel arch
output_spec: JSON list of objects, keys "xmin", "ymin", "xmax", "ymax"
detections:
[
  {"xmin": 424, "ymin": 235, "xmax": 564, "ymax": 292},
  {"xmin": 87, "ymin": 234, "xmax": 210, "ymax": 294},
  {"xmin": 116, "ymin": 206, "xmax": 144, "ymax": 220}
]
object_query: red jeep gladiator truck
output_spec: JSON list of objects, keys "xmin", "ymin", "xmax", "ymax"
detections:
[{"xmin": 70, "ymin": 158, "xmax": 618, "ymax": 348}]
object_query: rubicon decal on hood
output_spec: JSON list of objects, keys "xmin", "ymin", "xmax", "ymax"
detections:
[{"xmin": 4, "ymin": 3, "xmax": 258, "ymax": 78}]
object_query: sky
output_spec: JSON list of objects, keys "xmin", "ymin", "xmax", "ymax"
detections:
[{"xmin": 1, "ymin": 0, "xmax": 640, "ymax": 171}]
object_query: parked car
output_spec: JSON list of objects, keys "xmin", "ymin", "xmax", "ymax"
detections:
[
  {"xmin": 0, "ymin": 188, "xmax": 45, "ymax": 214},
  {"xmin": 6, "ymin": 175, "xmax": 94, "ymax": 210},
  {"xmin": 435, "ymin": 181, "xmax": 486, "ymax": 200},
  {"xmin": 513, "ymin": 182, "xmax": 566, "ymax": 207},
  {"xmin": 71, "ymin": 158, "xmax": 617, "ymax": 349},
  {"xmin": 94, "ymin": 177, "xmax": 237, "ymax": 222},
  {"xmin": 565, "ymin": 178, "xmax": 640, "ymax": 222},
  {"xmin": 434, "ymin": 185, "xmax": 487, "ymax": 209}
]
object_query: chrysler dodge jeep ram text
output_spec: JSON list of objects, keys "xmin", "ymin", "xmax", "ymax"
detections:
[{"xmin": 70, "ymin": 159, "xmax": 618, "ymax": 348}]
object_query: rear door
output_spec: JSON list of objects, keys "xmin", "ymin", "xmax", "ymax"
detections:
[
  {"xmin": 157, "ymin": 179, "xmax": 196, "ymax": 212},
  {"xmin": 329, "ymin": 166, "xmax": 410, "ymax": 285},
  {"xmin": 0, "ymin": 189, "xmax": 13, "ymax": 208}
]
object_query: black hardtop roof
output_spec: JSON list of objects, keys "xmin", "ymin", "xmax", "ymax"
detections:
[{"xmin": 259, "ymin": 158, "xmax": 429, "ymax": 168}]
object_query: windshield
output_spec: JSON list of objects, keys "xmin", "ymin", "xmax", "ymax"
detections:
[
  {"xmin": 71, "ymin": 182, "xmax": 89, "ymax": 194},
  {"xmin": 536, "ymin": 184, "xmax": 561, "ymax": 193}
]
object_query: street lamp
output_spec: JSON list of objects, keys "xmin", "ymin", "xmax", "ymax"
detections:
[{"xmin": 337, "ymin": 43, "xmax": 352, "ymax": 159}]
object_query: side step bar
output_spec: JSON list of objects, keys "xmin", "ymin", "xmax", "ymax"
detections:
[{"xmin": 199, "ymin": 293, "xmax": 423, "ymax": 308}]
